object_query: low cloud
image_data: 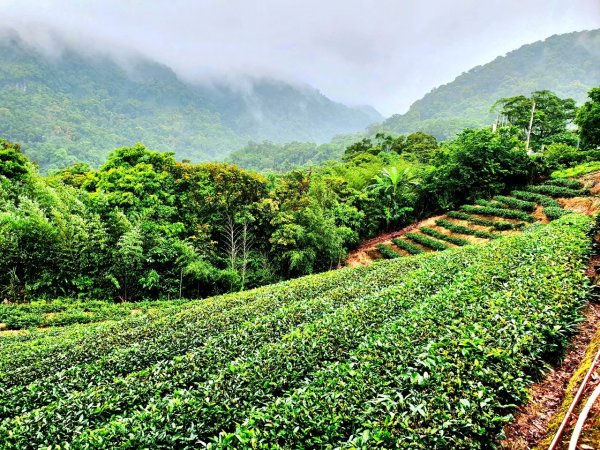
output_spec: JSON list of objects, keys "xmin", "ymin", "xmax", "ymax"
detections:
[{"xmin": 1, "ymin": 0, "xmax": 599, "ymax": 115}]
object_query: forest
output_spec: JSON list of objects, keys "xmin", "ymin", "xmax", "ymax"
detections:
[{"xmin": 1, "ymin": 87, "xmax": 599, "ymax": 304}]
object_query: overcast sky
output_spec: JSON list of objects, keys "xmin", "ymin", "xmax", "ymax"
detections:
[{"xmin": 1, "ymin": 0, "xmax": 599, "ymax": 116}]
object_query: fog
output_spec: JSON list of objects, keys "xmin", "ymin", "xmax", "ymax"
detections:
[{"xmin": 1, "ymin": 0, "xmax": 599, "ymax": 115}]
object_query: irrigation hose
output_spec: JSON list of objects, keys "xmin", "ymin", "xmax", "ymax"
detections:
[
  {"xmin": 568, "ymin": 381, "xmax": 600, "ymax": 450},
  {"xmin": 548, "ymin": 348, "xmax": 600, "ymax": 450}
]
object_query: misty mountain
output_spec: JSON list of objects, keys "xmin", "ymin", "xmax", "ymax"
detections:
[
  {"xmin": 377, "ymin": 29, "xmax": 600, "ymax": 139},
  {"xmin": 0, "ymin": 31, "xmax": 381, "ymax": 171}
]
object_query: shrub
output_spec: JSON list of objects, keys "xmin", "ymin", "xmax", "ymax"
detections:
[
  {"xmin": 435, "ymin": 218, "xmax": 496, "ymax": 239},
  {"xmin": 511, "ymin": 190, "xmax": 562, "ymax": 208},
  {"xmin": 544, "ymin": 206, "xmax": 568, "ymax": 221},
  {"xmin": 461, "ymin": 204, "xmax": 535, "ymax": 222},
  {"xmin": 446, "ymin": 211, "xmax": 517, "ymax": 230},
  {"xmin": 544, "ymin": 178, "xmax": 584, "ymax": 189},
  {"xmin": 404, "ymin": 232, "xmax": 450, "ymax": 251},
  {"xmin": 493, "ymin": 195, "xmax": 536, "ymax": 212},
  {"xmin": 420, "ymin": 226, "xmax": 470, "ymax": 246},
  {"xmin": 376, "ymin": 244, "xmax": 402, "ymax": 259},
  {"xmin": 392, "ymin": 238, "xmax": 424, "ymax": 255},
  {"xmin": 526, "ymin": 184, "xmax": 584, "ymax": 198},
  {"xmin": 551, "ymin": 161, "xmax": 600, "ymax": 179}
]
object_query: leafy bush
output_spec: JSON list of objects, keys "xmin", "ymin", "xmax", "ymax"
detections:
[
  {"xmin": 544, "ymin": 178, "xmax": 583, "ymax": 189},
  {"xmin": 392, "ymin": 238, "xmax": 424, "ymax": 255},
  {"xmin": 526, "ymin": 184, "xmax": 584, "ymax": 198},
  {"xmin": 493, "ymin": 195, "xmax": 536, "ymax": 212},
  {"xmin": 461, "ymin": 204, "xmax": 535, "ymax": 222},
  {"xmin": 435, "ymin": 218, "xmax": 497, "ymax": 239},
  {"xmin": 511, "ymin": 190, "xmax": 562, "ymax": 208},
  {"xmin": 544, "ymin": 206, "xmax": 568, "ymax": 221},
  {"xmin": 446, "ymin": 211, "xmax": 518, "ymax": 230},
  {"xmin": 404, "ymin": 232, "xmax": 451, "ymax": 251},
  {"xmin": 551, "ymin": 161, "xmax": 600, "ymax": 178},
  {"xmin": 376, "ymin": 243, "xmax": 402, "ymax": 259},
  {"xmin": 420, "ymin": 226, "xmax": 470, "ymax": 246}
]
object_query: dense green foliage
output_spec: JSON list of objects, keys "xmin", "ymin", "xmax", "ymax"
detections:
[
  {"xmin": 551, "ymin": 161, "xmax": 600, "ymax": 178},
  {"xmin": 511, "ymin": 190, "xmax": 563, "ymax": 208},
  {"xmin": 575, "ymin": 87, "xmax": 600, "ymax": 149},
  {"xmin": 493, "ymin": 90, "xmax": 577, "ymax": 150},
  {"xmin": 460, "ymin": 204, "xmax": 535, "ymax": 222},
  {"xmin": 493, "ymin": 195, "xmax": 537, "ymax": 212},
  {"xmin": 0, "ymin": 215, "xmax": 591, "ymax": 448},
  {"xmin": 376, "ymin": 243, "xmax": 402, "ymax": 259},
  {"xmin": 445, "ymin": 211, "xmax": 517, "ymax": 231},
  {"xmin": 526, "ymin": 184, "xmax": 586, "ymax": 198},
  {"xmin": 0, "ymin": 33, "xmax": 380, "ymax": 172},
  {"xmin": 419, "ymin": 226, "xmax": 470, "ymax": 246},
  {"xmin": 434, "ymin": 218, "xmax": 497, "ymax": 239},
  {"xmin": 377, "ymin": 29, "xmax": 600, "ymax": 140},
  {"xmin": 404, "ymin": 232, "xmax": 451, "ymax": 251},
  {"xmin": 392, "ymin": 238, "xmax": 424, "ymax": 255}
]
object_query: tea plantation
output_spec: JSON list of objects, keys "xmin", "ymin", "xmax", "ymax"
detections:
[{"xmin": 0, "ymin": 214, "xmax": 594, "ymax": 449}]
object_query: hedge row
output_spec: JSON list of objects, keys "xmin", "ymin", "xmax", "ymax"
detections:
[
  {"xmin": 405, "ymin": 232, "xmax": 451, "ymax": 251},
  {"xmin": 0, "ymin": 256, "xmax": 430, "ymax": 421},
  {"xmin": 392, "ymin": 238, "xmax": 424, "ymax": 255},
  {"xmin": 545, "ymin": 178, "xmax": 583, "ymax": 189},
  {"xmin": 435, "ymin": 218, "xmax": 496, "ymax": 239},
  {"xmin": 0, "ymin": 299, "xmax": 189, "ymax": 331},
  {"xmin": 446, "ymin": 211, "xmax": 517, "ymax": 231},
  {"xmin": 0, "ymin": 247, "xmax": 482, "ymax": 447},
  {"xmin": 377, "ymin": 244, "xmax": 402, "ymax": 259},
  {"xmin": 211, "ymin": 214, "xmax": 592, "ymax": 449},
  {"xmin": 493, "ymin": 195, "xmax": 537, "ymax": 212},
  {"xmin": 461, "ymin": 204, "xmax": 535, "ymax": 222},
  {"xmin": 526, "ymin": 184, "xmax": 584, "ymax": 198},
  {"xmin": 420, "ymin": 226, "xmax": 470, "ymax": 246},
  {"xmin": 511, "ymin": 190, "xmax": 562, "ymax": 208},
  {"xmin": 544, "ymin": 206, "xmax": 569, "ymax": 221}
]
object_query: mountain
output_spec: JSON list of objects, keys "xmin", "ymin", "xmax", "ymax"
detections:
[
  {"xmin": 0, "ymin": 30, "xmax": 381, "ymax": 171},
  {"xmin": 377, "ymin": 29, "xmax": 600, "ymax": 140}
]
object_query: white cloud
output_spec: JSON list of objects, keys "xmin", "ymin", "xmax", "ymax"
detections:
[{"xmin": 1, "ymin": 0, "xmax": 598, "ymax": 115}]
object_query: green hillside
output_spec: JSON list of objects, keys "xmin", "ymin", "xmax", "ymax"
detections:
[
  {"xmin": 377, "ymin": 29, "xmax": 600, "ymax": 140},
  {"xmin": 0, "ymin": 214, "xmax": 592, "ymax": 448},
  {"xmin": 0, "ymin": 31, "xmax": 380, "ymax": 172}
]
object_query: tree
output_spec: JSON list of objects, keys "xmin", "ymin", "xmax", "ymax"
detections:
[
  {"xmin": 575, "ymin": 86, "xmax": 600, "ymax": 149},
  {"xmin": 367, "ymin": 166, "xmax": 417, "ymax": 229},
  {"xmin": 493, "ymin": 90, "xmax": 577, "ymax": 150},
  {"xmin": 423, "ymin": 127, "xmax": 530, "ymax": 209}
]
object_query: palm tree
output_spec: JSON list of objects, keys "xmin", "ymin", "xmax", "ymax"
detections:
[{"xmin": 367, "ymin": 166, "xmax": 418, "ymax": 229}]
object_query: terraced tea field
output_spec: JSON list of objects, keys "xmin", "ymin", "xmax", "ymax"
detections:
[
  {"xmin": 349, "ymin": 176, "xmax": 600, "ymax": 266},
  {"xmin": 0, "ymin": 214, "xmax": 595, "ymax": 448}
]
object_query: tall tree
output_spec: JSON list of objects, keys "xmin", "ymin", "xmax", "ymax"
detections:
[
  {"xmin": 575, "ymin": 86, "xmax": 600, "ymax": 149},
  {"xmin": 493, "ymin": 90, "xmax": 576, "ymax": 150}
]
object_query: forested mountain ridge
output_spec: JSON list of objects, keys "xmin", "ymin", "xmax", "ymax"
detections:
[
  {"xmin": 0, "ymin": 30, "xmax": 381, "ymax": 171},
  {"xmin": 377, "ymin": 29, "xmax": 600, "ymax": 140}
]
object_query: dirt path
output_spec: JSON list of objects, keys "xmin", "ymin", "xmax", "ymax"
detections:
[{"xmin": 345, "ymin": 215, "xmax": 445, "ymax": 267}]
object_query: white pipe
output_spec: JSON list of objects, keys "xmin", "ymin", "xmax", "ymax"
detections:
[{"xmin": 568, "ymin": 381, "xmax": 600, "ymax": 450}]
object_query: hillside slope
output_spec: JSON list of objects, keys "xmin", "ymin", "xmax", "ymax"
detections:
[
  {"xmin": 0, "ymin": 214, "xmax": 592, "ymax": 448},
  {"xmin": 0, "ymin": 30, "xmax": 381, "ymax": 171},
  {"xmin": 378, "ymin": 29, "xmax": 600, "ymax": 140}
]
